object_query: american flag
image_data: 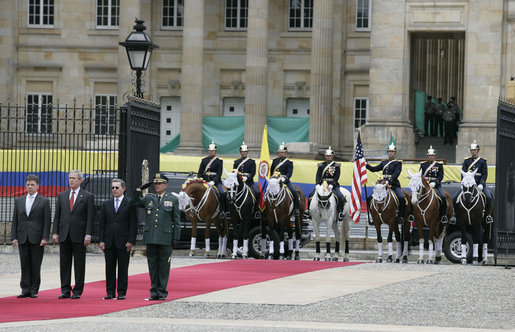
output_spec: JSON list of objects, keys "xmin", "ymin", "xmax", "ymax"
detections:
[{"xmin": 350, "ymin": 133, "xmax": 367, "ymax": 223}]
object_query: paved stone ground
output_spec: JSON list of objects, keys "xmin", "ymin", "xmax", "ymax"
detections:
[{"xmin": 0, "ymin": 251, "xmax": 513, "ymax": 331}]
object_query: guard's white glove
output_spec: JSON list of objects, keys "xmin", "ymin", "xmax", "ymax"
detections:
[
  {"xmin": 242, "ymin": 176, "xmax": 248, "ymax": 182},
  {"xmin": 209, "ymin": 181, "xmax": 215, "ymax": 186},
  {"xmin": 478, "ymin": 184, "xmax": 483, "ymax": 191},
  {"xmin": 280, "ymin": 176, "xmax": 286, "ymax": 182},
  {"xmin": 328, "ymin": 184, "xmax": 333, "ymax": 190},
  {"xmin": 429, "ymin": 182, "xmax": 436, "ymax": 188}
]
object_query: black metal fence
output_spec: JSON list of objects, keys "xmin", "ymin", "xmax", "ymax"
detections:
[
  {"xmin": 494, "ymin": 100, "xmax": 515, "ymax": 263},
  {"xmin": 0, "ymin": 101, "xmax": 124, "ymax": 244}
]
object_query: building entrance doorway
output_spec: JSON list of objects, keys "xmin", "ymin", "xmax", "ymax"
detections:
[{"xmin": 410, "ymin": 32, "xmax": 465, "ymax": 163}]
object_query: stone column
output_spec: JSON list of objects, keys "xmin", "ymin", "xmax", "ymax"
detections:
[
  {"xmin": 178, "ymin": 0, "xmax": 204, "ymax": 153},
  {"xmin": 117, "ymin": 0, "xmax": 141, "ymax": 102},
  {"xmin": 0, "ymin": 0, "xmax": 15, "ymax": 102},
  {"xmin": 244, "ymin": 0, "xmax": 269, "ymax": 151},
  {"xmin": 309, "ymin": 0, "xmax": 333, "ymax": 152}
]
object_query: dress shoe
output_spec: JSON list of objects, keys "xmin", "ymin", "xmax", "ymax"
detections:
[
  {"xmin": 146, "ymin": 296, "xmax": 160, "ymax": 301},
  {"xmin": 17, "ymin": 294, "xmax": 30, "ymax": 298},
  {"xmin": 103, "ymin": 295, "xmax": 115, "ymax": 300},
  {"xmin": 71, "ymin": 293, "xmax": 81, "ymax": 299},
  {"xmin": 58, "ymin": 293, "xmax": 71, "ymax": 299},
  {"xmin": 116, "ymin": 295, "xmax": 126, "ymax": 300},
  {"xmin": 30, "ymin": 294, "xmax": 38, "ymax": 298},
  {"xmin": 158, "ymin": 296, "xmax": 167, "ymax": 301}
]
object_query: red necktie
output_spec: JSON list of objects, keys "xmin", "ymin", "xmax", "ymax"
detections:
[{"xmin": 70, "ymin": 191, "xmax": 75, "ymax": 210}]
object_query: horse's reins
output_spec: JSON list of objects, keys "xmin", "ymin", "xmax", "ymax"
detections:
[
  {"xmin": 372, "ymin": 189, "xmax": 396, "ymax": 225},
  {"xmin": 265, "ymin": 181, "xmax": 294, "ymax": 224},
  {"xmin": 413, "ymin": 180, "xmax": 436, "ymax": 227},
  {"xmin": 187, "ymin": 185, "xmax": 220, "ymax": 220},
  {"xmin": 457, "ymin": 185, "xmax": 483, "ymax": 226},
  {"xmin": 227, "ymin": 181, "xmax": 254, "ymax": 221}
]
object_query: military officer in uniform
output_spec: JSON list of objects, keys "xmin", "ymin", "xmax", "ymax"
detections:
[
  {"xmin": 434, "ymin": 97, "xmax": 445, "ymax": 137},
  {"xmin": 442, "ymin": 104, "xmax": 456, "ymax": 145},
  {"xmin": 419, "ymin": 146, "xmax": 448, "ymax": 223},
  {"xmin": 233, "ymin": 141, "xmax": 261, "ymax": 218},
  {"xmin": 366, "ymin": 143, "xmax": 406, "ymax": 224},
  {"xmin": 198, "ymin": 141, "xmax": 228, "ymax": 218},
  {"xmin": 452, "ymin": 141, "xmax": 493, "ymax": 224},
  {"xmin": 131, "ymin": 173, "xmax": 181, "ymax": 301},
  {"xmin": 308, "ymin": 147, "xmax": 345, "ymax": 220},
  {"xmin": 424, "ymin": 95, "xmax": 435, "ymax": 136},
  {"xmin": 270, "ymin": 142, "xmax": 300, "ymax": 216}
]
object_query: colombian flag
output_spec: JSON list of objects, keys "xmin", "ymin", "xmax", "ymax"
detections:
[{"xmin": 258, "ymin": 125, "xmax": 270, "ymax": 212}]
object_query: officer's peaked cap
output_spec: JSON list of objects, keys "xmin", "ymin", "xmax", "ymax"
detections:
[{"xmin": 153, "ymin": 172, "xmax": 169, "ymax": 183}]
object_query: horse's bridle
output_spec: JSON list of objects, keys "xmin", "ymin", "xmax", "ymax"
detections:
[
  {"xmin": 412, "ymin": 178, "xmax": 437, "ymax": 226},
  {"xmin": 317, "ymin": 192, "xmax": 332, "ymax": 209},
  {"xmin": 371, "ymin": 189, "xmax": 396, "ymax": 225},
  {"xmin": 457, "ymin": 184, "xmax": 483, "ymax": 225},
  {"xmin": 226, "ymin": 181, "xmax": 254, "ymax": 221},
  {"xmin": 184, "ymin": 185, "xmax": 220, "ymax": 220},
  {"xmin": 265, "ymin": 181, "xmax": 293, "ymax": 223}
]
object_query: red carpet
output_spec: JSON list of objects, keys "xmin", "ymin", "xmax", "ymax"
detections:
[{"xmin": 0, "ymin": 260, "xmax": 362, "ymax": 323}]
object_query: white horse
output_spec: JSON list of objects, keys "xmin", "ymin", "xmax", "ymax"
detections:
[{"xmin": 309, "ymin": 182, "xmax": 352, "ymax": 262}]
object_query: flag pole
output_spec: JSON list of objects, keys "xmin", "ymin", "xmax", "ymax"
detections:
[{"xmin": 363, "ymin": 183, "xmax": 372, "ymax": 250}]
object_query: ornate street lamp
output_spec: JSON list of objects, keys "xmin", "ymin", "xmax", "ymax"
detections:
[{"xmin": 119, "ymin": 19, "xmax": 159, "ymax": 98}]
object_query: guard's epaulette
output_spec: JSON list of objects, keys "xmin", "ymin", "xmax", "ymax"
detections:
[
  {"xmin": 335, "ymin": 162, "xmax": 341, "ymax": 167},
  {"xmin": 397, "ymin": 160, "xmax": 403, "ymax": 163},
  {"xmin": 317, "ymin": 162, "xmax": 323, "ymax": 167},
  {"xmin": 438, "ymin": 161, "xmax": 443, "ymax": 164},
  {"xmin": 420, "ymin": 161, "xmax": 425, "ymax": 164}
]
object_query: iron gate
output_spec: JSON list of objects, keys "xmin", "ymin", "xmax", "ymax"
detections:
[{"xmin": 494, "ymin": 100, "xmax": 515, "ymax": 264}]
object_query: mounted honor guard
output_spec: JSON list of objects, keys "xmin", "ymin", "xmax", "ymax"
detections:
[
  {"xmin": 452, "ymin": 141, "xmax": 493, "ymax": 224},
  {"xmin": 419, "ymin": 146, "xmax": 448, "ymax": 223},
  {"xmin": 270, "ymin": 142, "xmax": 300, "ymax": 216},
  {"xmin": 366, "ymin": 143, "xmax": 406, "ymax": 224},
  {"xmin": 308, "ymin": 147, "xmax": 345, "ymax": 220},
  {"xmin": 233, "ymin": 141, "xmax": 261, "ymax": 218},
  {"xmin": 198, "ymin": 141, "xmax": 229, "ymax": 218}
]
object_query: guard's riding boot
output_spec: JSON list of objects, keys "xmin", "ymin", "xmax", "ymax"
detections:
[
  {"xmin": 293, "ymin": 192, "xmax": 300, "ymax": 217},
  {"xmin": 397, "ymin": 198, "xmax": 405, "ymax": 224},
  {"xmin": 485, "ymin": 214, "xmax": 493, "ymax": 224},
  {"xmin": 440, "ymin": 197, "xmax": 448, "ymax": 224},
  {"xmin": 337, "ymin": 197, "xmax": 345, "ymax": 221}
]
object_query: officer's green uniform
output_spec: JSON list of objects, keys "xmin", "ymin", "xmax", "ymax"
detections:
[{"xmin": 131, "ymin": 174, "xmax": 181, "ymax": 300}]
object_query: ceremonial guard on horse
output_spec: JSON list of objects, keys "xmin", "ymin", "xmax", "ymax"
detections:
[
  {"xmin": 366, "ymin": 143, "xmax": 406, "ymax": 224},
  {"xmin": 419, "ymin": 146, "xmax": 449, "ymax": 224},
  {"xmin": 197, "ymin": 141, "xmax": 229, "ymax": 218},
  {"xmin": 270, "ymin": 143, "xmax": 300, "ymax": 216},
  {"xmin": 233, "ymin": 141, "xmax": 261, "ymax": 218},
  {"xmin": 308, "ymin": 147, "xmax": 345, "ymax": 221},
  {"xmin": 452, "ymin": 140, "xmax": 493, "ymax": 224}
]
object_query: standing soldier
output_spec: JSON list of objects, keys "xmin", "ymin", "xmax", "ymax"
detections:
[
  {"xmin": 233, "ymin": 141, "xmax": 261, "ymax": 218},
  {"xmin": 131, "ymin": 172, "xmax": 181, "ymax": 301},
  {"xmin": 424, "ymin": 95, "xmax": 435, "ymax": 136},
  {"xmin": 434, "ymin": 97, "xmax": 445, "ymax": 137},
  {"xmin": 452, "ymin": 141, "xmax": 493, "ymax": 224},
  {"xmin": 419, "ymin": 146, "xmax": 449, "ymax": 223},
  {"xmin": 270, "ymin": 142, "xmax": 300, "ymax": 216},
  {"xmin": 308, "ymin": 147, "xmax": 345, "ymax": 221},
  {"xmin": 366, "ymin": 144, "xmax": 406, "ymax": 224},
  {"xmin": 442, "ymin": 104, "xmax": 456, "ymax": 145},
  {"xmin": 449, "ymin": 96, "xmax": 461, "ymax": 138},
  {"xmin": 198, "ymin": 141, "xmax": 228, "ymax": 218}
]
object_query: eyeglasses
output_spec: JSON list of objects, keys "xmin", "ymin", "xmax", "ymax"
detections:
[{"xmin": 111, "ymin": 186, "xmax": 120, "ymax": 189}]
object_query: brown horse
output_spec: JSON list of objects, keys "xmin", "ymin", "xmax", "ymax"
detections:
[
  {"xmin": 369, "ymin": 178, "xmax": 411, "ymax": 263},
  {"xmin": 262, "ymin": 176, "xmax": 305, "ymax": 260},
  {"xmin": 175, "ymin": 178, "xmax": 228, "ymax": 258},
  {"xmin": 408, "ymin": 170, "xmax": 453, "ymax": 264},
  {"xmin": 456, "ymin": 169, "xmax": 493, "ymax": 265}
]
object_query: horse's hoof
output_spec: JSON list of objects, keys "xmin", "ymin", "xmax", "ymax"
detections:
[
  {"xmin": 426, "ymin": 259, "xmax": 434, "ymax": 264},
  {"xmin": 402, "ymin": 256, "xmax": 408, "ymax": 264},
  {"xmin": 461, "ymin": 258, "xmax": 467, "ymax": 265},
  {"xmin": 259, "ymin": 254, "xmax": 266, "ymax": 260},
  {"xmin": 242, "ymin": 255, "xmax": 248, "ymax": 260},
  {"xmin": 343, "ymin": 257, "xmax": 349, "ymax": 262},
  {"xmin": 482, "ymin": 259, "xmax": 488, "ymax": 266},
  {"xmin": 267, "ymin": 254, "xmax": 274, "ymax": 260},
  {"xmin": 472, "ymin": 258, "xmax": 479, "ymax": 265},
  {"xmin": 189, "ymin": 250, "xmax": 195, "ymax": 257},
  {"xmin": 324, "ymin": 257, "xmax": 331, "ymax": 262},
  {"xmin": 294, "ymin": 252, "xmax": 300, "ymax": 260},
  {"xmin": 231, "ymin": 254, "xmax": 237, "ymax": 260},
  {"xmin": 314, "ymin": 257, "xmax": 320, "ymax": 261},
  {"xmin": 204, "ymin": 252, "xmax": 210, "ymax": 258},
  {"xmin": 394, "ymin": 258, "xmax": 400, "ymax": 263},
  {"xmin": 286, "ymin": 256, "xmax": 292, "ymax": 260},
  {"xmin": 375, "ymin": 258, "xmax": 382, "ymax": 263},
  {"xmin": 435, "ymin": 256, "xmax": 442, "ymax": 262},
  {"xmin": 216, "ymin": 254, "xmax": 222, "ymax": 259},
  {"xmin": 417, "ymin": 259, "xmax": 424, "ymax": 264},
  {"xmin": 386, "ymin": 255, "xmax": 393, "ymax": 263},
  {"xmin": 279, "ymin": 254, "xmax": 285, "ymax": 260},
  {"xmin": 332, "ymin": 257, "xmax": 338, "ymax": 262}
]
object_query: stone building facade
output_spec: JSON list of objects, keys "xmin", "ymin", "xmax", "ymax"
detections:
[{"xmin": 0, "ymin": 0, "xmax": 513, "ymax": 162}]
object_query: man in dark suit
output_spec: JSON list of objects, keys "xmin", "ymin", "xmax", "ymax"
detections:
[
  {"xmin": 131, "ymin": 172, "xmax": 181, "ymax": 301},
  {"xmin": 52, "ymin": 170, "xmax": 95, "ymax": 299},
  {"xmin": 98, "ymin": 178, "xmax": 137, "ymax": 300},
  {"xmin": 11, "ymin": 174, "xmax": 51, "ymax": 298}
]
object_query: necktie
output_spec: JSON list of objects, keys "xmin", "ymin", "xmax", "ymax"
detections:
[
  {"xmin": 26, "ymin": 195, "xmax": 33, "ymax": 216},
  {"xmin": 70, "ymin": 191, "xmax": 75, "ymax": 210},
  {"xmin": 115, "ymin": 198, "xmax": 119, "ymax": 213},
  {"xmin": 158, "ymin": 195, "xmax": 161, "ymax": 204}
]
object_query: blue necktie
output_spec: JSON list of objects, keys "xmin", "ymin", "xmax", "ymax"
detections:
[{"xmin": 115, "ymin": 198, "xmax": 119, "ymax": 213}]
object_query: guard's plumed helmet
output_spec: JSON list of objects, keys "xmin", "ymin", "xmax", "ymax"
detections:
[
  {"xmin": 208, "ymin": 141, "xmax": 218, "ymax": 151},
  {"xmin": 427, "ymin": 145, "xmax": 436, "ymax": 156},
  {"xmin": 470, "ymin": 140, "xmax": 480, "ymax": 150},
  {"xmin": 277, "ymin": 142, "xmax": 287, "ymax": 152},
  {"xmin": 325, "ymin": 146, "xmax": 334, "ymax": 156},
  {"xmin": 387, "ymin": 143, "xmax": 396, "ymax": 152},
  {"xmin": 239, "ymin": 141, "xmax": 248, "ymax": 152}
]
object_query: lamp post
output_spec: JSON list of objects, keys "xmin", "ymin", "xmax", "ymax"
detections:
[{"xmin": 119, "ymin": 19, "xmax": 159, "ymax": 98}]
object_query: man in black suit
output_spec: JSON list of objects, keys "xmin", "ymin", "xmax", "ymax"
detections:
[
  {"xmin": 52, "ymin": 170, "xmax": 95, "ymax": 299},
  {"xmin": 98, "ymin": 179, "xmax": 137, "ymax": 300},
  {"xmin": 11, "ymin": 174, "xmax": 51, "ymax": 298}
]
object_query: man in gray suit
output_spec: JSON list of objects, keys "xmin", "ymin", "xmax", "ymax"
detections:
[
  {"xmin": 11, "ymin": 174, "xmax": 51, "ymax": 298},
  {"xmin": 52, "ymin": 170, "xmax": 95, "ymax": 299}
]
